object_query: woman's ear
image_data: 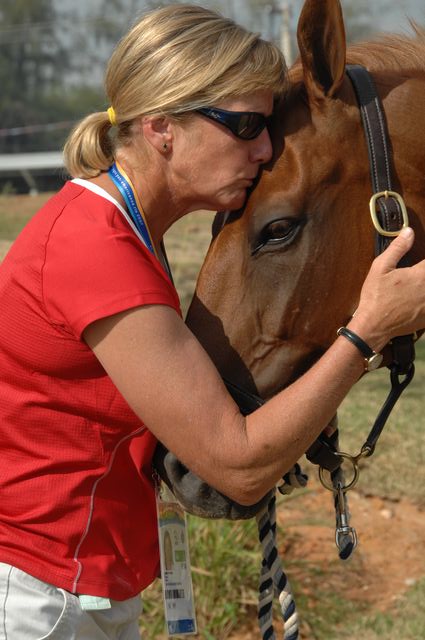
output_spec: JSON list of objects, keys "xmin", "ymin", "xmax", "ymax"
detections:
[{"xmin": 140, "ymin": 115, "xmax": 173, "ymax": 153}]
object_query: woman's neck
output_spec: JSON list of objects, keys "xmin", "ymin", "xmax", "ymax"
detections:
[{"xmin": 89, "ymin": 153, "xmax": 184, "ymax": 255}]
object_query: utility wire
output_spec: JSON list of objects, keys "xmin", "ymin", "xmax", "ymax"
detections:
[
  {"xmin": 0, "ymin": 121, "xmax": 77, "ymax": 138},
  {"xmin": 0, "ymin": 16, "xmax": 120, "ymax": 44},
  {"xmin": 0, "ymin": 16, "xmax": 109, "ymax": 33}
]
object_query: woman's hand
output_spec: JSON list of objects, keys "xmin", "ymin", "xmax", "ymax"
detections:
[{"xmin": 349, "ymin": 227, "xmax": 425, "ymax": 352}]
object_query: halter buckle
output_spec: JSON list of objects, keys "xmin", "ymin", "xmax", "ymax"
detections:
[{"xmin": 369, "ymin": 190, "xmax": 409, "ymax": 237}]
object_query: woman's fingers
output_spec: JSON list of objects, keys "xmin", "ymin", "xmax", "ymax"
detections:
[
  {"xmin": 353, "ymin": 226, "xmax": 425, "ymax": 347},
  {"xmin": 371, "ymin": 226, "xmax": 415, "ymax": 273}
]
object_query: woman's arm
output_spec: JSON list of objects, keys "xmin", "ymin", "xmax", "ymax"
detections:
[{"xmin": 84, "ymin": 228, "xmax": 425, "ymax": 505}]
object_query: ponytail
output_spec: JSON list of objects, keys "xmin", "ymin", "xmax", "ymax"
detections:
[{"xmin": 63, "ymin": 111, "xmax": 114, "ymax": 179}]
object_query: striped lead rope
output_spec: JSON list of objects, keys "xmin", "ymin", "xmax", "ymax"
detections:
[
  {"xmin": 256, "ymin": 462, "xmax": 308, "ymax": 640},
  {"xmin": 255, "ymin": 458, "xmax": 355, "ymax": 639},
  {"xmin": 256, "ymin": 492, "xmax": 298, "ymax": 640}
]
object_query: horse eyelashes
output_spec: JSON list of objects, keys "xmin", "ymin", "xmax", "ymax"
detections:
[{"xmin": 251, "ymin": 217, "xmax": 305, "ymax": 255}]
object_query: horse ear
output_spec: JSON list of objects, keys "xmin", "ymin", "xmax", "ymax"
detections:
[{"xmin": 296, "ymin": 0, "xmax": 346, "ymax": 102}]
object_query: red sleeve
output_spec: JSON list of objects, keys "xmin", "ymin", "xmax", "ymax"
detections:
[{"xmin": 42, "ymin": 189, "xmax": 181, "ymax": 338}]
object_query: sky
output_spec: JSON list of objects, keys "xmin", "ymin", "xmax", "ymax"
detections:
[
  {"xmin": 53, "ymin": 0, "xmax": 425, "ymax": 84},
  {"xmin": 290, "ymin": 0, "xmax": 424, "ymax": 31},
  {"xmin": 63, "ymin": 0, "xmax": 425, "ymax": 33}
]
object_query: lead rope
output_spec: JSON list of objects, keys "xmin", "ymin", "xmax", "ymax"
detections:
[
  {"xmin": 222, "ymin": 382, "xmax": 354, "ymax": 637},
  {"xmin": 255, "ymin": 465, "xmax": 308, "ymax": 640},
  {"xmin": 255, "ymin": 450, "xmax": 355, "ymax": 639}
]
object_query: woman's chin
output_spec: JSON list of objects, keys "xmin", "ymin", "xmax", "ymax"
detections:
[
  {"xmin": 220, "ymin": 190, "xmax": 247, "ymax": 211},
  {"xmin": 204, "ymin": 188, "xmax": 248, "ymax": 213}
]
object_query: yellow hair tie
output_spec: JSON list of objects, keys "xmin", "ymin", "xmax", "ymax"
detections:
[{"xmin": 107, "ymin": 106, "xmax": 117, "ymax": 127}]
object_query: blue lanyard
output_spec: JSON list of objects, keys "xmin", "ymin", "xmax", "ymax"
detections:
[{"xmin": 108, "ymin": 161, "xmax": 156, "ymax": 257}]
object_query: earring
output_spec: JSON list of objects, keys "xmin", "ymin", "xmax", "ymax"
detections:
[{"xmin": 163, "ymin": 142, "xmax": 168, "ymax": 150}]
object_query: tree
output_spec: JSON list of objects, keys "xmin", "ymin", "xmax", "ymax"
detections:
[
  {"xmin": 0, "ymin": 0, "xmax": 126, "ymax": 153},
  {"xmin": 0, "ymin": 0, "xmax": 393, "ymax": 154},
  {"xmin": 0, "ymin": 0, "xmax": 74, "ymax": 152}
]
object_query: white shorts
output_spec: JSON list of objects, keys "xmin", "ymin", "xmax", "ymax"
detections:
[{"xmin": 0, "ymin": 563, "xmax": 143, "ymax": 639}]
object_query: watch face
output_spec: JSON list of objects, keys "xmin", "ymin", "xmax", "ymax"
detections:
[{"xmin": 367, "ymin": 352, "xmax": 383, "ymax": 371}]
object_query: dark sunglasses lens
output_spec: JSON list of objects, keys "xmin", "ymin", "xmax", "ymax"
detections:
[{"xmin": 236, "ymin": 113, "xmax": 266, "ymax": 139}]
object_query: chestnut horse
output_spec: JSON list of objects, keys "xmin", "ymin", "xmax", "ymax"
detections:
[{"xmin": 186, "ymin": 0, "xmax": 425, "ymax": 401}]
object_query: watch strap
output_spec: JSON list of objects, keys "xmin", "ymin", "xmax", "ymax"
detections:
[{"xmin": 337, "ymin": 326, "xmax": 375, "ymax": 359}]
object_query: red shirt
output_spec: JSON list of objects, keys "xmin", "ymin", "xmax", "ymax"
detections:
[{"xmin": 0, "ymin": 181, "xmax": 181, "ymax": 599}]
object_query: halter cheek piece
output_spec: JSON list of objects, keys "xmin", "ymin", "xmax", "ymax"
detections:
[{"xmin": 326, "ymin": 65, "xmax": 415, "ymax": 466}]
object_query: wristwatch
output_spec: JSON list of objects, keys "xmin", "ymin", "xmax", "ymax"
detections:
[{"xmin": 337, "ymin": 326, "xmax": 383, "ymax": 372}]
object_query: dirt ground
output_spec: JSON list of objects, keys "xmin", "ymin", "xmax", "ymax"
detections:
[
  {"xmin": 283, "ymin": 476, "xmax": 424, "ymax": 609},
  {"xmin": 229, "ymin": 471, "xmax": 425, "ymax": 639}
]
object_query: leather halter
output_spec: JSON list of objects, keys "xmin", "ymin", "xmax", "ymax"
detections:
[
  {"xmin": 344, "ymin": 64, "xmax": 415, "ymax": 457},
  {"xmin": 346, "ymin": 64, "xmax": 415, "ymax": 371}
]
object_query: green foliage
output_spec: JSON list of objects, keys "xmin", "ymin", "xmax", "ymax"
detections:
[
  {"xmin": 140, "ymin": 490, "xmax": 425, "ymax": 639},
  {"xmin": 0, "ymin": 0, "xmax": 67, "ymax": 97},
  {"xmin": 0, "ymin": 0, "xmax": 71, "ymax": 152},
  {"xmin": 0, "ymin": 0, "xmax": 108, "ymax": 153}
]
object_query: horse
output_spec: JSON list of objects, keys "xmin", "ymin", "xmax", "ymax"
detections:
[
  {"xmin": 167, "ymin": 6, "xmax": 425, "ymax": 634},
  {"xmin": 185, "ymin": 0, "xmax": 425, "ymax": 402}
]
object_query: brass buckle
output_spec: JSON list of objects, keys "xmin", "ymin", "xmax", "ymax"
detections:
[{"xmin": 369, "ymin": 190, "xmax": 409, "ymax": 237}]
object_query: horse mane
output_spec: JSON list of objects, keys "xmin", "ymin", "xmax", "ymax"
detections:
[
  {"xmin": 288, "ymin": 22, "xmax": 425, "ymax": 86},
  {"xmin": 346, "ymin": 22, "xmax": 425, "ymax": 73}
]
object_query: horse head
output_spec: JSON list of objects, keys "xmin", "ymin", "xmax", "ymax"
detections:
[{"xmin": 186, "ymin": 0, "xmax": 425, "ymax": 399}]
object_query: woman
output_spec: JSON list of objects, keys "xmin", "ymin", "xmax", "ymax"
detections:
[{"xmin": 0, "ymin": 4, "xmax": 424, "ymax": 639}]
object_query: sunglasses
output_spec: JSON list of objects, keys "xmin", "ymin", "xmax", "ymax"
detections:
[{"xmin": 195, "ymin": 107, "xmax": 270, "ymax": 140}]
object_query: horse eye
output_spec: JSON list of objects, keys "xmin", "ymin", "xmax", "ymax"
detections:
[{"xmin": 252, "ymin": 217, "xmax": 302, "ymax": 255}]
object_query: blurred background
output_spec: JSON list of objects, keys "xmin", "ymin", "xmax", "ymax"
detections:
[{"xmin": 0, "ymin": 0, "xmax": 424, "ymax": 193}]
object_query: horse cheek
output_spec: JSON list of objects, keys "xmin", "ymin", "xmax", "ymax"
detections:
[{"xmin": 186, "ymin": 227, "xmax": 260, "ymax": 393}]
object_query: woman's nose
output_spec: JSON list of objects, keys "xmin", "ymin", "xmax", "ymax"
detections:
[{"xmin": 250, "ymin": 127, "xmax": 273, "ymax": 164}]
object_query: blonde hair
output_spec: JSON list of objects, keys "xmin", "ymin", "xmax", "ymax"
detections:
[{"xmin": 64, "ymin": 4, "xmax": 288, "ymax": 178}]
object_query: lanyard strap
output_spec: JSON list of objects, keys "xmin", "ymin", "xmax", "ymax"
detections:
[{"xmin": 108, "ymin": 161, "xmax": 157, "ymax": 258}]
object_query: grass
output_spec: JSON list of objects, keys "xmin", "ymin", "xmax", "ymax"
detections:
[
  {"xmin": 0, "ymin": 192, "xmax": 50, "ymax": 240},
  {"xmin": 335, "ymin": 577, "xmax": 425, "ymax": 640},
  {"xmin": 336, "ymin": 339, "xmax": 425, "ymax": 505},
  {"xmin": 1, "ymin": 192, "xmax": 424, "ymax": 639}
]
